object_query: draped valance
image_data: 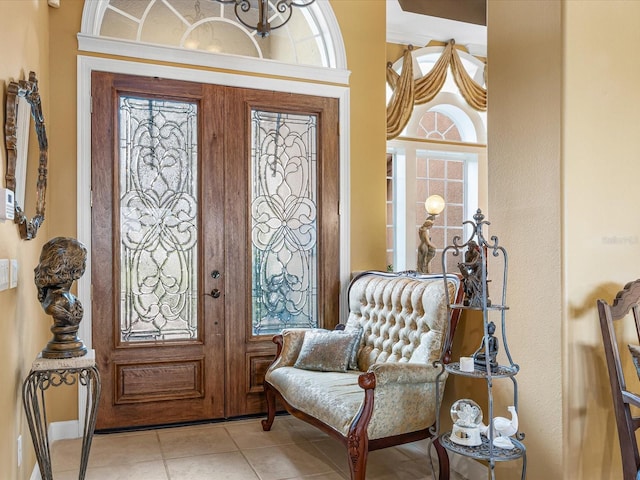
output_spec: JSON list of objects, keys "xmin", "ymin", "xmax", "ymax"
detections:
[{"xmin": 386, "ymin": 40, "xmax": 487, "ymax": 140}]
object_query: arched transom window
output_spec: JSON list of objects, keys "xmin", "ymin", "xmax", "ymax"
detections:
[{"xmin": 81, "ymin": 0, "xmax": 345, "ymax": 71}]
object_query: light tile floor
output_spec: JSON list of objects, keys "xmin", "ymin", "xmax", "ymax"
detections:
[{"xmin": 51, "ymin": 416, "xmax": 467, "ymax": 480}]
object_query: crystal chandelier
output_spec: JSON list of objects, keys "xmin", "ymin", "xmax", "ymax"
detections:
[{"xmin": 212, "ymin": 0, "xmax": 316, "ymax": 37}]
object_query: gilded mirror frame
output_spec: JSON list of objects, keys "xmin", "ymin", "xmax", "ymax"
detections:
[{"xmin": 4, "ymin": 71, "xmax": 47, "ymax": 240}]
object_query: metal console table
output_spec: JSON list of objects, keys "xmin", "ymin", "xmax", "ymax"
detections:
[{"xmin": 22, "ymin": 350, "xmax": 101, "ymax": 480}]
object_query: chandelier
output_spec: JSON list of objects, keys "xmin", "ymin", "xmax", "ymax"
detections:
[{"xmin": 212, "ymin": 0, "xmax": 316, "ymax": 37}]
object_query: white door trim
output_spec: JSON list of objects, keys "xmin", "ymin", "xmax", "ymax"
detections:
[{"xmin": 76, "ymin": 54, "xmax": 351, "ymax": 431}]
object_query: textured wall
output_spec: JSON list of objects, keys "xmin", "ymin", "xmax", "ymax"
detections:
[
  {"xmin": 0, "ymin": 2, "xmax": 52, "ymax": 479},
  {"xmin": 488, "ymin": 0, "xmax": 563, "ymax": 478},
  {"xmin": 563, "ymin": 2, "xmax": 640, "ymax": 478},
  {"xmin": 331, "ymin": 0, "xmax": 388, "ymax": 271}
]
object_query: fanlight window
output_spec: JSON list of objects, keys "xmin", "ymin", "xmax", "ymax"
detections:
[{"xmin": 93, "ymin": 0, "xmax": 336, "ymax": 67}]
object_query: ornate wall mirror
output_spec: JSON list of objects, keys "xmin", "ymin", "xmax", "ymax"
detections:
[{"xmin": 4, "ymin": 71, "xmax": 47, "ymax": 239}]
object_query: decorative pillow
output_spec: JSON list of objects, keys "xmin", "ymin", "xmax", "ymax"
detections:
[
  {"xmin": 344, "ymin": 325, "xmax": 363, "ymax": 370},
  {"xmin": 294, "ymin": 329, "xmax": 361, "ymax": 372}
]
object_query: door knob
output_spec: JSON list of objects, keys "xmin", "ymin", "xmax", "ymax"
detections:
[
  {"xmin": 208, "ymin": 289, "xmax": 221, "ymax": 298},
  {"xmin": 211, "ymin": 270, "xmax": 221, "ymax": 279}
]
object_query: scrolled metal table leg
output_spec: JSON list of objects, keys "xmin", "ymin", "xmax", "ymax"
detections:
[
  {"xmin": 22, "ymin": 360, "xmax": 102, "ymax": 480},
  {"xmin": 22, "ymin": 371, "xmax": 53, "ymax": 480},
  {"xmin": 78, "ymin": 366, "xmax": 101, "ymax": 480}
]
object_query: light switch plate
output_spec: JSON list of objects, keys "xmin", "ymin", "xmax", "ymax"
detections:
[
  {"xmin": 9, "ymin": 259, "xmax": 18, "ymax": 289},
  {"xmin": 0, "ymin": 260, "xmax": 9, "ymax": 291}
]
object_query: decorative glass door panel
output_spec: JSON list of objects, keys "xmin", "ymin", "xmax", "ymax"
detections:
[
  {"xmin": 250, "ymin": 110, "xmax": 318, "ymax": 336},
  {"xmin": 119, "ymin": 96, "xmax": 199, "ymax": 343},
  {"xmin": 92, "ymin": 73, "xmax": 338, "ymax": 428}
]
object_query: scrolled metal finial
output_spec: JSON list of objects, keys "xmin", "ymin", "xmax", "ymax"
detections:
[
  {"xmin": 34, "ymin": 237, "xmax": 88, "ymax": 359},
  {"xmin": 488, "ymin": 235, "xmax": 501, "ymax": 253}
]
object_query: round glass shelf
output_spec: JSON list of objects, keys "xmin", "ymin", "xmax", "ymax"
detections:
[
  {"xmin": 445, "ymin": 362, "xmax": 519, "ymax": 378},
  {"xmin": 439, "ymin": 432, "xmax": 526, "ymax": 461},
  {"xmin": 450, "ymin": 303, "xmax": 509, "ymax": 311}
]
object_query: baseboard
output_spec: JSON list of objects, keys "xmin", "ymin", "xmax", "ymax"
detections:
[
  {"xmin": 29, "ymin": 420, "xmax": 81, "ymax": 480},
  {"xmin": 49, "ymin": 420, "xmax": 81, "ymax": 441}
]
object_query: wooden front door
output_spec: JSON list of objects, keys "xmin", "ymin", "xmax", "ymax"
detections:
[{"xmin": 91, "ymin": 72, "xmax": 340, "ymax": 430}]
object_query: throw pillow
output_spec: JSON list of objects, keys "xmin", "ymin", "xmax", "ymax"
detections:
[
  {"xmin": 344, "ymin": 325, "xmax": 363, "ymax": 370},
  {"xmin": 294, "ymin": 329, "xmax": 361, "ymax": 372}
]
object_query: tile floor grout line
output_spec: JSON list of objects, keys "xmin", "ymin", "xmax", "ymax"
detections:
[
  {"xmin": 156, "ymin": 431, "xmax": 174, "ymax": 480},
  {"xmin": 224, "ymin": 424, "xmax": 264, "ymax": 480},
  {"xmin": 306, "ymin": 437, "xmax": 348, "ymax": 477}
]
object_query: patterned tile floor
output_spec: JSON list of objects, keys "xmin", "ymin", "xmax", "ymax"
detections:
[{"xmin": 51, "ymin": 415, "xmax": 469, "ymax": 479}]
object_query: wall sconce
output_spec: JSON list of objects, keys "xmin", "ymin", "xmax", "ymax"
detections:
[
  {"xmin": 417, "ymin": 194, "xmax": 445, "ymax": 274},
  {"xmin": 212, "ymin": 0, "xmax": 316, "ymax": 38}
]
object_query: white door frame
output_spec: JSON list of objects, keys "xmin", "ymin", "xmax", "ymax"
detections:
[{"xmin": 75, "ymin": 54, "xmax": 351, "ymax": 435}]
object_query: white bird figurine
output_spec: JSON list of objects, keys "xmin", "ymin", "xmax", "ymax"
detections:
[{"xmin": 491, "ymin": 405, "xmax": 518, "ymax": 449}]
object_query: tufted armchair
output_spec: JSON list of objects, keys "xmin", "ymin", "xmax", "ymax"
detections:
[{"xmin": 262, "ymin": 271, "xmax": 463, "ymax": 480}]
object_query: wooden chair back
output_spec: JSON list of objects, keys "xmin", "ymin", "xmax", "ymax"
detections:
[{"xmin": 597, "ymin": 279, "xmax": 640, "ymax": 479}]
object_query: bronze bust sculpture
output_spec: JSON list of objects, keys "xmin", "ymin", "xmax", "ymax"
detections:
[{"xmin": 34, "ymin": 237, "xmax": 88, "ymax": 358}]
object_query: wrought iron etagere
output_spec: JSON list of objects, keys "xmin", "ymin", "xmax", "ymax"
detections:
[{"xmin": 435, "ymin": 209, "xmax": 526, "ymax": 479}]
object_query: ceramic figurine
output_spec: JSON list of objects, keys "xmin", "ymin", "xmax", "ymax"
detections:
[{"xmin": 481, "ymin": 406, "xmax": 519, "ymax": 449}]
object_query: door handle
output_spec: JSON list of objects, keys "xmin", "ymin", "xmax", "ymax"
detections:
[{"xmin": 208, "ymin": 289, "xmax": 221, "ymax": 299}]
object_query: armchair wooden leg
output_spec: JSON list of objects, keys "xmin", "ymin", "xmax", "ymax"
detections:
[
  {"xmin": 433, "ymin": 436, "xmax": 450, "ymax": 480},
  {"xmin": 347, "ymin": 432, "xmax": 369, "ymax": 480},
  {"xmin": 261, "ymin": 382, "xmax": 276, "ymax": 431}
]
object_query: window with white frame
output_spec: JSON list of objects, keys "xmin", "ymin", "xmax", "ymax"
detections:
[
  {"xmin": 386, "ymin": 46, "xmax": 487, "ymax": 273},
  {"xmin": 85, "ymin": 0, "xmax": 337, "ymax": 67}
]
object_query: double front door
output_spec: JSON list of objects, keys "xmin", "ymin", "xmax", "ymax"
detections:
[{"xmin": 91, "ymin": 72, "xmax": 340, "ymax": 430}]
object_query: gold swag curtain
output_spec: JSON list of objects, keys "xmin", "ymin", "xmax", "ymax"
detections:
[{"xmin": 386, "ymin": 40, "xmax": 487, "ymax": 140}]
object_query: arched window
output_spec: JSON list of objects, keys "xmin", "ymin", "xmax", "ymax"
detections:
[
  {"xmin": 386, "ymin": 45, "xmax": 487, "ymax": 272},
  {"xmin": 78, "ymin": 0, "xmax": 348, "ymax": 82},
  {"xmin": 415, "ymin": 110, "xmax": 462, "ymax": 141}
]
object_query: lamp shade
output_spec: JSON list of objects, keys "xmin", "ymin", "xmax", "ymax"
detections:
[{"xmin": 425, "ymin": 195, "xmax": 445, "ymax": 215}]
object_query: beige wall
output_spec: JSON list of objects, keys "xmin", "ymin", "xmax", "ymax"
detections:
[
  {"xmin": 488, "ymin": 0, "xmax": 564, "ymax": 478},
  {"xmin": 0, "ymin": 2, "xmax": 52, "ymax": 479},
  {"xmin": 331, "ymin": 1, "xmax": 388, "ymax": 271},
  {"xmin": 490, "ymin": 0, "xmax": 640, "ymax": 478},
  {"xmin": 564, "ymin": 1, "xmax": 640, "ymax": 478}
]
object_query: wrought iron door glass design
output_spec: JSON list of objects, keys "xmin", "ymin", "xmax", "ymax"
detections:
[
  {"xmin": 119, "ymin": 96, "xmax": 198, "ymax": 342},
  {"xmin": 251, "ymin": 110, "xmax": 318, "ymax": 335}
]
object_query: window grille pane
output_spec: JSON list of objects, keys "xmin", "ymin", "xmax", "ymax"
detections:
[
  {"xmin": 416, "ymin": 152, "xmax": 467, "ymax": 274},
  {"xmin": 119, "ymin": 96, "xmax": 198, "ymax": 342},
  {"xmin": 97, "ymin": 0, "xmax": 332, "ymax": 66},
  {"xmin": 251, "ymin": 110, "xmax": 318, "ymax": 336}
]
